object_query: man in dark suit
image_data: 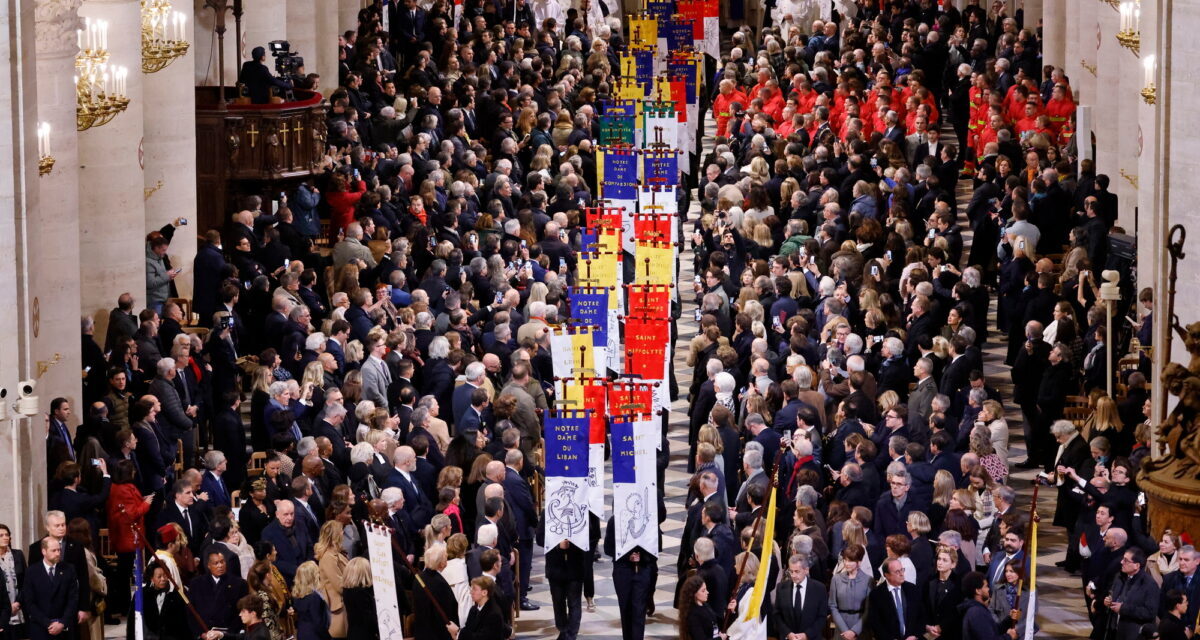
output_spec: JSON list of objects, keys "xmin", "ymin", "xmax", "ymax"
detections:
[
  {"xmin": 385, "ymin": 446, "xmax": 434, "ymax": 530},
  {"xmin": 155, "ymin": 479, "xmax": 209, "ymax": 556},
  {"xmin": 260, "ymin": 500, "xmax": 313, "ymax": 583},
  {"xmin": 775, "ymin": 553, "xmax": 830, "ymax": 640},
  {"xmin": 502, "ymin": 451, "xmax": 539, "ymax": 609},
  {"xmin": 23, "ymin": 537, "xmax": 78, "ymax": 640},
  {"xmin": 457, "ymin": 387, "xmax": 489, "ymax": 438},
  {"xmin": 929, "ymin": 432, "xmax": 962, "ymax": 485},
  {"xmin": 1160, "ymin": 547, "xmax": 1200, "ymax": 623},
  {"xmin": 46, "ymin": 398, "xmax": 76, "ymax": 481},
  {"xmin": 50, "ymin": 461, "xmax": 111, "ymax": 538},
  {"xmin": 867, "ymin": 558, "xmax": 923, "ymax": 640},
  {"xmin": 693, "ymin": 538, "xmax": 728, "ymax": 617},
  {"xmin": 452, "ymin": 363, "xmax": 487, "ymax": 426},
  {"xmin": 237, "ymin": 46, "xmax": 292, "ymax": 104},
  {"xmin": 392, "ymin": 0, "xmax": 426, "ymax": 65},
  {"xmin": 187, "ymin": 550, "xmax": 249, "ymax": 635}
]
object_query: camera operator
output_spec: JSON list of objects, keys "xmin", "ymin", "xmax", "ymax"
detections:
[{"xmin": 238, "ymin": 45, "xmax": 293, "ymax": 104}]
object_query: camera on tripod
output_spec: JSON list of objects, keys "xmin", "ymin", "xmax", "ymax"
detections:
[{"xmin": 268, "ymin": 40, "xmax": 305, "ymax": 81}]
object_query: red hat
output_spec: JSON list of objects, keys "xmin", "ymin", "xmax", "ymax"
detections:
[{"xmin": 157, "ymin": 524, "xmax": 180, "ymax": 544}]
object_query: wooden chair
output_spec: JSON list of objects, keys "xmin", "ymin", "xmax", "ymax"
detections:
[
  {"xmin": 1064, "ymin": 395, "xmax": 1090, "ymax": 409},
  {"xmin": 98, "ymin": 528, "xmax": 116, "ymax": 562},
  {"xmin": 231, "ymin": 489, "xmax": 242, "ymax": 508},
  {"xmin": 247, "ymin": 451, "xmax": 268, "ymax": 477},
  {"xmin": 174, "ymin": 439, "xmax": 185, "ymax": 474},
  {"xmin": 168, "ymin": 297, "xmax": 195, "ymax": 326},
  {"xmin": 1064, "ymin": 405, "xmax": 1091, "ymax": 428}
]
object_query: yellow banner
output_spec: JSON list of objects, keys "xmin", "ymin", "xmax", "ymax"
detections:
[
  {"xmin": 744, "ymin": 483, "xmax": 777, "ymax": 621},
  {"xmin": 635, "ymin": 243, "xmax": 673, "ymax": 286},
  {"xmin": 629, "ymin": 17, "xmax": 658, "ymax": 46}
]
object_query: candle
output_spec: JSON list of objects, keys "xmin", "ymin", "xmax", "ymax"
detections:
[
  {"xmin": 1143, "ymin": 55, "xmax": 1155, "ymax": 86},
  {"xmin": 1134, "ymin": 6, "xmax": 1140, "ymax": 32},
  {"xmin": 44, "ymin": 123, "xmax": 50, "ymax": 157},
  {"xmin": 77, "ymin": 29, "xmax": 82, "ymax": 50}
]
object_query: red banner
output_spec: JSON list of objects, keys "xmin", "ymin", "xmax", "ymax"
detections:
[
  {"xmin": 634, "ymin": 212, "xmax": 674, "ymax": 244},
  {"xmin": 625, "ymin": 315, "xmax": 670, "ymax": 379},
  {"xmin": 583, "ymin": 382, "xmax": 607, "ymax": 444},
  {"xmin": 608, "ymin": 381, "xmax": 657, "ymax": 417},
  {"xmin": 586, "ymin": 205, "xmax": 624, "ymax": 231},
  {"xmin": 627, "ymin": 285, "xmax": 671, "ymax": 319}
]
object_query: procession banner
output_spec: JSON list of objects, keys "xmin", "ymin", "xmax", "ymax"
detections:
[
  {"xmin": 628, "ymin": 14, "xmax": 658, "ymax": 47},
  {"xmin": 665, "ymin": 16, "xmax": 695, "ymax": 52},
  {"xmin": 550, "ymin": 327, "xmax": 576, "ymax": 380},
  {"xmin": 625, "ymin": 315, "xmax": 671, "ymax": 380},
  {"xmin": 627, "ymin": 284, "xmax": 672, "ymax": 320},
  {"xmin": 558, "ymin": 379, "xmax": 609, "ymax": 517},
  {"xmin": 632, "ymin": 212, "xmax": 675, "ymax": 246},
  {"xmin": 608, "ymin": 381, "xmax": 656, "ymax": 417},
  {"xmin": 543, "ymin": 410, "xmax": 592, "ymax": 550},
  {"xmin": 701, "ymin": 0, "xmax": 719, "ymax": 57},
  {"xmin": 634, "ymin": 240, "xmax": 675, "ymax": 286},
  {"xmin": 598, "ymin": 148, "xmax": 639, "ymax": 200},
  {"xmin": 599, "ymin": 115, "xmax": 635, "ymax": 145},
  {"xmin": 642, "ymin": 149, "xmax": 678, "ymax": 186},
  {"xmin": 611, "ymin": 413, "xmax": 660, "ymax": 557},
  {"xmin": 365, "ymin": 524, "xmax": 405, "ymax": 639},
  {"xmin": 638, "ymin": 185, "xmax": 679, "ymax": 218},
  {"xmin": 569, "ymin": 288, "xmax": 609, "ymax": 346},
  {"xmin": 676, "ymin": 0, "xmax": 705, "ymax": 40}
]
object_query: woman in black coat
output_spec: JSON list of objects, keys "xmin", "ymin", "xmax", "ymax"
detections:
[
  {"xmin": 924, "ymin": 546, "xmax": 965, "ymax": 640},
  {"xmin": 451, "ymin": 577, "xmax": 508, "ymax": 640},
  {"xmin": 131, "ymin": 563, "xmax": 191, "ymax": 640},
  {"xmin": 342, "ymin": 559, "xmax": 378, "ymax": 640},
  {"xmin": 411, "ymin": 555, "xmax": 460, "ymax": 640},
  {"xmin": 678, "ymin": 575, "xmax": 722, "ymax": 640},
  {"xmin": 293, "ymin": 592, "xmax": 331, "ymax": 640}
]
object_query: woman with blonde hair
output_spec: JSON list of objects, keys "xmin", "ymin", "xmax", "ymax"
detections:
[
  {"xmin": 442, "ymin": 533, "xmax": 473, "ymax": 624},
  {"xmin": 837, "ymin": 519, "xmax": 874, "ymax": 578},
  {"xmin": 929, "ymin": 469, "xmax": 956, "ymax": 531},
  {"xmin": 301, "ymin": 360, "xmax": 325, "ymax": 390},
  {"xmin": 314, "ymin": 521, "xmax": 348, "ymax": 638},
  {"xmin": 698, "ymin": 424, "xmax": 725, "ymax": 474},
  {"xmin": 292, "ymin": 561, "xmax": 332, "ymax": 640},
  {"xmin": 341, "ymin": 557, "xmax": 377, "ymax": 640},
  {"xmin": 1149, "ymin": 529, "xmax": 1183, "ymax": 585},
  {"xmin": 1084, "ymin": 394, "xmax": 1130, "ymax": 455},
  {"xmin": 725, "ymin": 552, "xmax": 766, "ymax": 640},
  {"xmin": 876, "ymin": 390, "xmax": 900, "ymax": 417},
  {"xmin": 423, "ymin": 513, "xmax": 452, "ymax": 549},
  {"xmin": 975, "ymin": 400, "xmax": 1010, "ymax": 465}
]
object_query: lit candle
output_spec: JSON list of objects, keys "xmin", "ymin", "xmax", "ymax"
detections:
[
  {"xmin": 1134, "ymin": 6, "xmax": 1140, "ymax": 32},
  {"xmin": 77, "ymin": 29, "xmax": 82, "ymax": 50},
  {"xmin": 44, "ymin": 123, "xmax": 50, "ymax": 156},
  {"xmin": 1143, "ymin": 54, "xmax": 1155, "ymax": 86}
]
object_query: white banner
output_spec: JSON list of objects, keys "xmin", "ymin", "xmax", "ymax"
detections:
[
  {"xmin": 606, "ymin": 308, "xmax": 622, "ymax": 373},
  {"xmin": 703, "ymin": 17, "xmax": 719, "ymax": 57},
  {"xmin": 365, "ymin": 524, "xmax": 404, "ymax": 640},
  {"xmin": 612, "ymin": 416, "xmax": 660, "ymax": 558},
  {"xmin": 587, "ymin": 443, "xmax": 606, "ymax": 518},
  {"xmin": 544, "ymin": 476, "xmax": 591, "ymax": 550},
  {"xmin": 607, "ymin": 198, "xmax": 639, "ymax": 254},
  {"xmin": 550, "ymin": 327, "xmax": 575, "ymax": 379}
]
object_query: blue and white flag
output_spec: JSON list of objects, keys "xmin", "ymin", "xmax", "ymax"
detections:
[{"xmin": 543, "ymin": 411, "xmax": 592, "ymax": 551}]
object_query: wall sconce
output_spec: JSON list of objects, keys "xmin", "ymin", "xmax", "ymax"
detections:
[
  {"xmin": 37, "ymin": 122, "xmax": 54, "ymax": 176},
  {"xmin": 1117, "ymin": 0, "xmax": 1140, "ymax": 56},
  {"xmin": 1141, "ymin": 55, "xmax": 1157, "ymax": 105}
]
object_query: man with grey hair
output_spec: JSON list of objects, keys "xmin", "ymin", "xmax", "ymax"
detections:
[
  {"xmin": 150, "ymin": 356, "xmax": 197, "ymax": 464},
  {"xmin": 332, "ymin": 221, "xmax": 377, "ymax": 269},
  {"xmin": 747, "ymin": 412, "xmax": 781, "ymax": 471},
  {"xmin": 908, "ymin": 357, "xmax": 937, "ymax": 433},
  {"xmin": 452, "ymin": 361, "xmax": 487, "ymax": 425},
  {"xmin": 735, "ymin": 448, "xmax": 768, "ymax": 514},
  {"xmin": 876, "ymin": 469, "xmax": 913, "ymax": 536},
  {"xmin": 200, "ymin": 450, "xmax": 230, "ymax": 508}
]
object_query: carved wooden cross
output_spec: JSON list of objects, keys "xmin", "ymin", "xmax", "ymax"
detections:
[
  {"xmin": 246, "ymin": 124, "xmax": 259, "ymax": 148},
  {"xmin": 290, "ymin": 121, "xmax": 305, "ymax": 147}
]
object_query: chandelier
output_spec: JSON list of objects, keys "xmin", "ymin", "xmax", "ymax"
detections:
[
  {"xmin": 75, "ymin": 18, "xmax": 130, "ymax": 131},
  {"xmin": 140, "ymin": 0, "xmax": 189, "ymax": 74},
  {"xmin": 37, "ymin": 123, "xmax": 54, "ymax": 176}
]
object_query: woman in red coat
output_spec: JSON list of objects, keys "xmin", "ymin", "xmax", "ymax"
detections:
[
  {"xmin": 106, "ymin": 458, "xmax": 152, "ymax": 617},
  {"xmin": 326, "ymin": 171, "xmax": 367, "ymax": 237}
]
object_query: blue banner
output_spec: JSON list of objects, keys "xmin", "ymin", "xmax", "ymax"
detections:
[
  {"xmin": 666, "ymin": 19, "xmax": 694, "ymax": 52},
  {"xmin": 602, "ymin": 100, "xmax": 636, "ymax": 117},
  {"xmin": 643, "ymin": 152, "xmax": 677, "ymax": 185},
  {"xmin": 603, "ymin": 151, "xmax": 639, "ymax": 199},
  {"xmin": 610, "ymin": 418, "xmax": 637, "ymax": 483},
  {"xmin": 647, "ymin": 0, "xmax": 674, "ymax": 26},
  {"xmin": 569, "ymin": 290, "xmax": 609, "ymax": 346},
  {"xmin": 634, "ymin": 49, "xmax": 655, "ymax": 96},
  {"xmin": 668, "ymin": 60, "xmax": 698, "ymax": 103},
  {"xmin": 579, "ymin": 229, "xmax": 599, "ymax": 253},
  {"xmin": 544, "ymin": 413, "xmax": 590, "ymax": 477}
]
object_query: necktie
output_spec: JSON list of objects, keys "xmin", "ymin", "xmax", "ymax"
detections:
[
  {"xmin": 182, "ymin": 508, "xmax": 192, "ymax": 537},
  {"xmin": 381, "ymin": 360, "xmax": 392, "ymax": 386},
  {"xmin": 893, "ymin": 587, "xmax": 905, "ymax": 635},
  {"xmin": 796, "ymin": 583, "xmax": 804, "ymax": 611},
  {"xmin": 59, "ymin": 422, "xmax": 76, "ymax": 460},
  {"xmin": 49, "ymin": 565, "xmax": 56, "ymax": 583}
]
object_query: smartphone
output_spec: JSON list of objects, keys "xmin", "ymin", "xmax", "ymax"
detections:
[
  {"xmin": 928, "ymin": 229, "xmax": 936, "ymax": 239},
  {"xmin": 871, "ymin": 265, "xmax": 880, "ymax": 277},
  {"xmin": 885, "ymin": 250, "xmax": 892, "ymax": 261},
  {"xmin": 558, "ymin": 257, "xmax": 567, "ymax": 271},
  {"xmin": 694, "ymin": 274, "xmax": 702, "ymax": 285},
  {"xmin": 494, "ymin": 291, "xmax": 505, "ymax": 305},
  {"xmin": 870, "ymin": 157, "xmax": 878, "ymax": 168},
  {"xmin": 179, "ymin": 217, "xmax": 189, "ymax": 225},
  {"xmin": 873, "ymin": 335, "xmax": 883, "ymax": 343},
  {"xmin": 694, "ymin": 309, "xmax": 702, "ymax": 322},
  {"xmin": 429, "ymin": 237, "xmax": 437, "ymax": 248},
  {"xmin": 941, "ymin": 264, "xmax": 950, "ymax": 272},
  {"xmin": 772, "ymin": 316, "xmax": 784, "ymax": 330},
  {"xmin": 1019, "ymin": 239, "xmax": 1026, "ymax": 249},
  {"xmin": 521, "ymin": 240, "xmax": 528, "ymax": 250},
  {"xmin": 91, "ymin": 458, "xmax": 101, "ymax": 467},
  {"xmin": 284, "ymin": 258, "xmax": 290, "ymax": 268},
  {"xmin": 353, "ymin": 169, "xmax": 360, "ymax": 180},
  {"xmin": 559, "ymin": 229, "xmax": 568, "ymax": 242},
  {"xmin": 84, "ymin": 366, "xmax": 92, "ymax": 374}
]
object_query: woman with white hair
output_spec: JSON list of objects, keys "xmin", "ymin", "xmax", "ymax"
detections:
[{"xmin": 714, "ymin": 372, "xmax": 737, "ymax": 413}]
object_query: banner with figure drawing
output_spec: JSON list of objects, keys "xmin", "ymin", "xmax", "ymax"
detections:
[
  {"xmin": 611, "ymin": 413, "xmax": 660, "ymax": 557},
  {"xmin": 543, "ymin": 410, "xmax": 592, "ymax": 551},
  {"xmin": 365, "ymin": 524, "xmax": 404, "ymax": 640}
]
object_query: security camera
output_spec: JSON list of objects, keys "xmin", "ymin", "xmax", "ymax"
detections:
[{"xmin": 15, "ymin": 380, "xmax": 38, "ymax": 417}]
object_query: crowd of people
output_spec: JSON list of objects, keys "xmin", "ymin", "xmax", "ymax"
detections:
[{"xmin": 9, "ymin": 1, "xmax": 1187, "ymax": 640}]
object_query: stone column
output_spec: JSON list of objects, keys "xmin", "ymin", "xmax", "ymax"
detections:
[
  {"xmin": 1024, "ymin": 0, "xmax": 1042, "ymax": 34},
  {"xmin": 1075, "ymin": 0, "xmax": 1098, "ymax": 104},
  {"xmin": 1064, "ymin": 0, "xmax": 1082, "ymax": 89},
  {"xmin": 1042, "ymin": 0, "xmax": 1066, "ymax": 70},
  {"xmin": 1094, "ymin": 2, "xmax": 1120, "ymax": 183},
  {"xmin": 0, "ymin": 0, "xmax": 48, "ymax": 546},
  {"xmin": 1135, "ymin": 0, "xmax": 1160, "ymax": 295},
  {"xmin": 34, "ymin": 0, "xmax": 84, "ymax": 430},
  {"xmin": 315, "ymin": 0, "xmax": 339, "ymax": 98},
  {"xmin": 286, "ymin": 0, "xmax": 315, "ymax": 79},
  {"xmin": 193, "ymin": 0, "xmax": 233, "ymax": 86},
  {"xmin": 339, "ymin": 0, "xmax": 359, "ymax": 39},
  {"xmin": 78, "ymin": 0, "xmax": 147, "ymax": 334},
  {"xmin": 143, "ymin": 0, "xmax": 197, "ymax": 301},
  {"xmin": 241, "ymin": 0, "xmax": 287, "ymax": 69}
]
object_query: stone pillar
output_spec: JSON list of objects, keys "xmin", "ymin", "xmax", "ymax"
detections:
[
  {"xmin": 1064, "ymin": 0, "xmax": 1082, "ymax": 89},
  {"xmin": 315, "ymin": 0, "xmax": 339, "ymax": 97},
  {"xmin": 1135, "ymin": 0, "xmax": 1160, "ymax": 296},
  {"xmin": 193, "ymin": 0, "xmax": 232, "ymax": 86},
  {"xmin": 286, "ymin": 0, "xmax": 315, "ymax": 79},
  {"xmin": 241, "ymin": 0, "xmax": 287, "ymax": 69},
  {"xmin": 1094, "ymin": 3, "xmax": 1120, "ymax": 183},
  {"xmin": 78, "ymin": 0, "xmax": 146, "ymax": 334},
  {"xmin": 339, "ymin": 0, "xmax": 359, "ymax": 38},
  {"xmin": 1075, "ymin": 0, "xmax": 1098, "ymax": 105},
  {"xmin": 1042, "ymin": 0, "xmax": 1066, "ymax": 70},
  {"xmin": 1024, "ymin": 0, "xmax": 1042, "ymax": 34},
  {"xmin": 0, "ymin": 0, "xmax": 47, "ymax": 546},
  {"xmin": 143, "ymin": 0, "xmax": 197, "ymax": 301},
  {"xmin": 1113, "ymin": 31, "xmax": 1139, "ymax": 227},
  {"xmin": 34, "ymin": 0, "xmax": 84, "ymax": 430}
]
